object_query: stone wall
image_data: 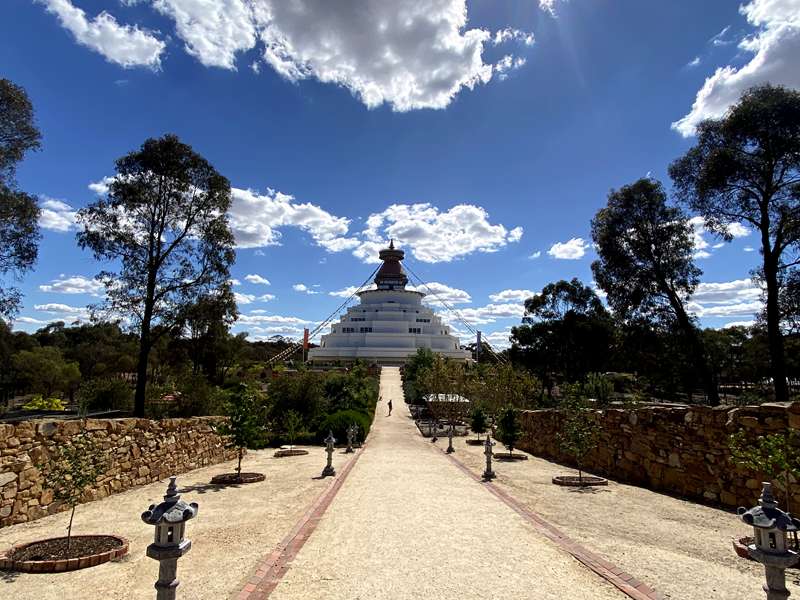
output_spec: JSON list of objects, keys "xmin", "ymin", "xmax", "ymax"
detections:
[
  {"xmin": 0, "ymin": 417, "xmax": 237, "ymax": 528},
  {"xmin": 517, "ymin": 402, "xmax": 800, "ymax": 510}
]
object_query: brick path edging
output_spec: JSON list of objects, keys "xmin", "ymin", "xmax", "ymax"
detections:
[
  {"xmin": 440, "ymin": 449, "xmax": 662, "ymax": 600},
  {"xmin": 234, "ymin": 444, "xmax": 368, "ymax": 600}
]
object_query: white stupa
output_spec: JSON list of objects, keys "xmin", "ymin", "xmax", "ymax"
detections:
[{"xmin": 308, "ymin": 241, "xmax": 471, "ymax": 365}]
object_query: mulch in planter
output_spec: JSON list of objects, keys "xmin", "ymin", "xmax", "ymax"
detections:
[
  {"xmin": 274, "ymin": 449, "xmax": 309, "ymax": 458},
  {"xmin": 1, "ymin": 534, "xmax": 128, "ymax": 573},
  {"xmin": 465, "ymin": 439, "xmax": 485, "ymax": 446},
  {"xmin": 494, "ymin": 452, "xmax": 528, "ymax": 461},
  {"xmin": 552, "ymin": 475, "xmax": 608, "ymax": 487},
  {"xmin": 210, "ymin": 472, "xmax": 265, "ymax": 485}
]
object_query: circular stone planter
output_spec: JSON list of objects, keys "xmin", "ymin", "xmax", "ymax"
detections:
[
  {"xmin": 494, "ymin": 452, "xmax": 528, "ymax": 461},
  {"xmin": 552, "ymin": 475, "xmax": 608, "ymax": 487},
  {"xmin": 210, "ymin": 472, "xmax": 265, "ymax": 485},
  {"xmin": 273, "ymin": 449, "xmax": 309, "ymax": 458},
  {"xmin": 0, "ymin": 534, "xmax": 128, "ymax": 573},
  {"xmin": 465, "ymin": 439, "xmax": 485, "ymax": 446}
]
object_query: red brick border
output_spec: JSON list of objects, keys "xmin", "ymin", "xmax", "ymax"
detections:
[
  {"xmin": 235, "ymin": 447, "xmax": 367, "ymax": 600},
  {"xmin": 441, "ymin": 449, "xmax": 662, "ymax": 600}
]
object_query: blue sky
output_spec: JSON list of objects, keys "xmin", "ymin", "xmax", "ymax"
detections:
[{"xmin": 3, "ymin": 0, "xmax": 797, "ymax": 347}]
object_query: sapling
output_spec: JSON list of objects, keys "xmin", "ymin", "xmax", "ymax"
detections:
[
  {"xmin": 470, "ymin": 406, "xmax": 488, "ymax": 442},
  {"xmin": 40, "ymin": 429, "xmax": 106, "ymax": 556},
  {"xmin": 283, "ymin": 410, "xmax": 303, "ymax": 451},
  {"xmin": 217, "ymin": 385, "xmax": 264, "ymax": 480},
  {"xmin": 557, "ymin": 395, "xmax": 599, "ymax": 485},
  {"xmin": 497, "ymin": 406, "xmax": 521, "ymax": 457},
  {"xmin": 730, "ymin": 430, "xmax": 800, "ymax": 513}
]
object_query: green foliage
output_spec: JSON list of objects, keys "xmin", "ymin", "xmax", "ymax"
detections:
[
  {"xmin": 78, "ymin": 378, "xmax": 133, "ymax": 413},
  {"xmin": 496, "ymin": 406, "xmax": 521, "ymax": 454},
  {"xmin": 584, "ymin": 372, "xmax": 614, "ymax": 407},
  {"xmin": 11, "ymin": 346, "xmax": 80, "ymax": 398},
  {"xmin": 172, "ymin": 372, "xmax": 227, "ymax": 417},
  {"xmin": 557, "ymin": 394, "xmax": 599, "ymax": 481},
  {"xmin": 283, "ymin": 410, "xmax": 303, "ymax": 450},
  {"xmin": 469, "ymin": 406, "xmax": 488, "ymax": 439},
  {"xmin": 402, "ymin": 348, "xmax": 436, "ymax": 405},
  {"xmin": 77, "ymin": 134, "xmax": 236, "ymax": 417},
  {"xmin": 729, "ymin": 430, "xmax": 800, "ymax": 511},
  {"xmin": 39, "ymin": 428, "xmax": 106, "ymax": 554},
  {"xmin": 217, "ymin": 384, "xmax": 266, "ymax": 477},
  {"xmin": 0, "ymin": 78, "xmax": 42, "ymax": 320},
  {"xmin": 22, "ymin": 395, "xmax": 66, "ymax": 411},
  {"xmin": 317, "ymin": 409, "xmax": 371, "ymax": 444},
  {"xmin": 670, "ymin": 85, "xmax": 800, "ymax": 403}
]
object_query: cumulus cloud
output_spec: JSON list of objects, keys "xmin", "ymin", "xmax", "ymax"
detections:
[
  {"xmin": 38, "ymin": 0, "xmax": 165, "ymax": 69},
  {"xmin": 33, "ymin": 302, "xmax": 90, "ymax": 321},
  {"xmin": 39, "ymin": 275, "xmax": 104, "ymax": 296},
  {"xmin": 409, "ymin": 282, "xmax": 472, "ymax": 305},
  {"xmin": 488, "ymin": 289, "xmax": 535, "ymax": 303},
  {"xmin": 529, "ymin": 250, "xmax": 542, "ymax": 260},
  {"xmin": 229, "ymin": 187, "xmax": 355, "ymax": 251},
  {"xmin": 38, "ymin": 197, "xmax": 77, "ymax": 232},
  {"xmin": 234, "ymin": 292, "xmax": 274, "ymax": 305},
  {"xmin": 293, "ymin": 283, "xmax": 319, "ymax": 295},
  {"xmin": 244, "ymin": 274, "xmax": 271, "ymax": 285},
  {"xmin": 329, "ymin": 285, "xmax": 377, "ymax": 298},
  {"xmin": 51, "ymin": 1, "xmax": 533, "ymax": 111},
  {"xmin": 237, "ymin": 312, "xmax": 311, "ymax": 326},
  {"xmin": 356, "ymin": 203, "xmax": 523, "ymax": 263},
  {"xmin": 446, "ymin": 302, "xmax": 525, "ymax": 326},
  {"xmin": 547, "ymin": 237, "xmax": 588, "ymax": 260},
  {"xmin": 673, "ymin": 0, "xmax": 800, "ymax": 136},
  {"xmin": 689, "ymin": 216, "xmax": 750, "ymax": 259}
]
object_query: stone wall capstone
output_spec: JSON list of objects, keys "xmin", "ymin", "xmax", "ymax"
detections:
[
  {"xmin": 0, "ymin": 417, "xmax": 236, "ymax": 528},
  {"xmin": 517, "ymin": 402, "xmax": 800, "ymax": 510}
]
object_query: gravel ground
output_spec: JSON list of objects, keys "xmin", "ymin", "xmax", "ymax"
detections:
[
  {"xmin": 453, "ymin": 434, "xmax": 800, "ymax": 600},
  {"xmin": 0, "ymin": 446, "xmax": 354, "ymax": 599},
  {"xmin": 269, "ymin": 368, "xmax": 625, "ymax": 600}
]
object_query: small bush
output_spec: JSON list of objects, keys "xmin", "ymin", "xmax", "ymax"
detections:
[
  {"xmin": 78, "ymin": 378, "xmax": 133, "ymax": 413},
  {"xmin": 317, "ymin": 409, "xmax": 372, "ymax": 444},
  {"xmin": 22, "ymin": 395, "xmax": 66, "ymax": 411}
]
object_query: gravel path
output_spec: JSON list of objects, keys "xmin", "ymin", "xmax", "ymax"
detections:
[
  {"xmin": 269, "ymin": 367, "xmax": 624, "ymax": 600},
  {"xmin": 0, "ymin": 445, "xmax": 354, "ymax": 599},
  {"xmin": 452, "ymin": 433, "xmax": 800, "ymax": 600}
]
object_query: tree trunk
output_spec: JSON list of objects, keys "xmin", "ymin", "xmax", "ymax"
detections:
[
  {"xmin": 66, "ymin": 504, "xmax": 76, "ymax": 557},
  {"xmin": 133, "ymin": 279, "xmax": 157, "ymax": 418},
  {"xmin": 237, "ymin": 447, "xmax": 242, "ymax": 478},
  {"xmin": 764, "ymin": 259, "xmax": 789, "ymax": 403},
  {"xmin": 671, "ymin": 295, "xmax": 720, "ymax": 405}
]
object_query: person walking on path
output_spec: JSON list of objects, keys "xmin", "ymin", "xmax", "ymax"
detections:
[{"xmin": 387, "ymin": 398, "xmax": 393, "ymax": 416}]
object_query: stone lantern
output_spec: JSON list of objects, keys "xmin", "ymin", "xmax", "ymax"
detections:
[
  {"xmin": 446, "ymin": 421, "xmax": 455, "ymax": 454},
  {"xmin": 345, "ymin": 424, "xmax": 355, "ymax": 454},
  {"xmin": 738, "ymin": 482, "xmax": 800, "ymax": 600},
  {"xmin": 322, "ymin": 431, "xmax": 336, "ymax": 477},
  {"xmin": 482, "ymin": 436, "xmax": 496, "ymax": 481},
  {"xmin": 141, "ymin": 477, "xmax": 199, "ymax": 600}
]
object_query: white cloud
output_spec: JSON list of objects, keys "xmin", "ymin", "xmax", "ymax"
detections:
[
  {"xmin": 356, "ymin": 203, "xmax": 523, "ymax": 263},
  {"xmin": 88, "ymin": 176, "xmax": 115, "ymax": 195},
  {"xmin": 38, "ymin": 0, "xmax": 165, "ymax": 69},
  {"xmin": 329, "ymin": 285, "xmax": 377, "ymax": 298},
  {"xmin": 547, "ymin": 237, "xmax": 588, "ymax": 260},
  {"xmin": 529, "ymin": 250, "xmax": 541, "ymax": 260},
  {"xmin": 38, "ymin": 197, "xmax": 77, "ymax": 232},
  {"xmin": 488, "ymin": 289, "xmax": 534, "ymax": 303},
  {"xmin": 689, "ymin": 278, "xmax": 763, "ymax": 319},
  {"xmin": 538, "ymin": 0, "xmax": 565, "ymax": 16},
  {"xmin": 744, "ymin": 246, "xmax": 756, "ymax": 252},
  {"xmin": 151, "ymin": 0, "xmax": 256, "ymax": 70},
  {"xmin": 720, "ymin": 320, "xmax": 756, "ymax": 329},
  {"xmin": 229, "ymin": 187, "xmax": 355, "ymax": 251},
  {"xmin": 39, "ymin": 275, "xmax": 104, "ymax": 296},
  {"xmin": 673, "ymin": 0, "xmax": 800, "ymax": 136},
  {"xmin": 689, "ymin": 216, "xmax": 750, "ymax": 259},
  {"xmin": 727, "ymin": 222, "xmax": 751, "ymax": 238},
  {"xmin": 446, "ymin": 302, "xmax": 525, "ymax": 326},
  {"xmin": 493, "ymin": 28, "xmax": 534, "ymax": 46},
  {"xmin": 229, "ymin": 278, "xmax": 242, "ymax": 286},
  {"xmin": 237, "ymin": 312, "xmax": 311, "ymax": 325},
  {"xmin": 410, "ymin": 282, "xmax": 472, "ymax": 305},
  {"xmin": 687, "ymin": 56, "xmax": 701, "ymax": 68},
  {"xmin": 234, "ymin": 292, "xmax": 256, "ymax": 305},
  {"xmin": 258, "ymin": 293, "xmax": 275, "ymax": 302},
  {"xmin": 483, "ymin": 327, "xmax": 513, "ymax": 349},
  {"xmin": 244, "ymin": 274, "xmax": 271, "ymax": 285},
  {"xmin": 33, "ymin": 302, "xmax": 90, "ymax": 321},
  {"xmin": 494, "ymin": 54, "xmax": 527, "ymax": 80},
  {"xmin": 293, "ymin": 283, "xmax": 319, "ymax": 295}
]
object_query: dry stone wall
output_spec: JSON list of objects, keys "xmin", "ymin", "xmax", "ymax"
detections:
[
  {"xmin": 517, "ymin": 402, "xmax": 800, "ymax": 510},
  {"xmin": 0, "ymin": 417, "xmax": 236, "ymax": 528}
]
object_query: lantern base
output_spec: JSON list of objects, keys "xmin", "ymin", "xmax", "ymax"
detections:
[{"xmin": 321, "ymin": 465, "xmax": 336, "ymax": 477}]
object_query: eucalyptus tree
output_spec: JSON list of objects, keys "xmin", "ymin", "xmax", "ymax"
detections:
[
  {"xmin": 591, "ymin": 178, "xmax": 719, "ymax": 404},
  {"xmin": 0, "ymin": 79, "xmax": 42, "ymax": 319},
  {"xmin": 77, "ymin": 134, "xmax": 236, "ymax": 416},
  {"xmin": 670, "ymin": 85, "xmax": 800, "ymax": 402}
]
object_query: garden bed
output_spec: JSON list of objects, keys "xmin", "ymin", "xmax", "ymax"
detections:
[
  {"xmin": 465, "ymin": 439, "xmax": 485, "ymax": 446},
  {"xmin": 210, "ymin": 472, "xmax": 266, "ymax": 485},
  {"xmin": 0, "ymin": 534, "xmax": 128, "ymax": 573},
  {"xmin": 552, "ymin": 475, "xmax": 608, "ymax": 487},
  {"xmin": 494, "ymin": 452, "xmax": 528, "ymax": 461},
  {"xmin": 274, "ymin": 449, "xmax": 309, "ymax": 458}
]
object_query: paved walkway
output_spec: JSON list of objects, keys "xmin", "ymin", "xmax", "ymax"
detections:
[{"xmin": 267, "ymin": 367, "xmax": 625, "ymax": 600}]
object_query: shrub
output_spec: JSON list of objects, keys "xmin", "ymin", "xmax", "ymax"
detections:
[
  {"xmin": 496, "ymin": 406, "xmax": 521, "ymax": 455},
  {"xmin": 217, "ymin": 384, "xmax": 267, "ymax": 478},
  {"xmin": 584, "ymin": 372, "xmax": 614, "ymax": 407},
  {"xmin": 78, "ymin": 378, "xmax": 133, "ymax": 413},
  {"xmin": 317, "ymin": 409, "xmax": 372, "ymax": 445},
  {"xmin": 730, "ymin": 430, "xmax": 800, "ymax": 512},
  {"xmin": 22, "ymin": 395, "xmax": 66, "ymax": 411},
  {"xmin": 469, "ymin": 406, "xmax": 488, "ymax": 441}
]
